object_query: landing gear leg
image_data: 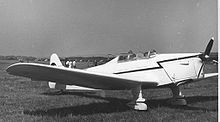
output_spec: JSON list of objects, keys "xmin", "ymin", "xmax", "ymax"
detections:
[
  {"xmin": 168, "ymin": 85, "xmax": 187, "ymax": 105},
  {"xmin": 127, "ymin": 86, "xmax": 148, "ymax": 110}
]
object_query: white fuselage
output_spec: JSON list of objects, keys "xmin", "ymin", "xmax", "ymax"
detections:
[
  {"xmin": 86, "ymin": 53, "xmax": 203, "ymax": 87},
  {"xmin": 52, "ymin": 53, "xmax": 204, "ymax": 90}
]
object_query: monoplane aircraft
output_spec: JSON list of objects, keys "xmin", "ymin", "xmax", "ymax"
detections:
[{"xmin": 6, "ymin": 38, "xmax": 218, "ymax": 110}]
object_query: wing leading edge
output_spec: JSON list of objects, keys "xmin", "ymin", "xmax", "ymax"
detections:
[
  {"xmin": 175, "ymin": 73, "xmax": 218, "ymax": 86},
  {"xmin": 6, "ymin": 63, "xmax": 158, "ymax": 90}
]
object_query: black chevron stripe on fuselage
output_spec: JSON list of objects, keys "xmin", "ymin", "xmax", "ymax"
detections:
[{"xmin": 114, "ymin": 54, "xmax": 199, "ymax": 74}]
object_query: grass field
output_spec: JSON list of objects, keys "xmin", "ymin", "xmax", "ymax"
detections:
[{"xmin": 0, "ymin": 60, "xmax": 218, "ymax": 122}]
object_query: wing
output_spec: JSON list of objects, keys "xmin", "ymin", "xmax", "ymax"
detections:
[
  {"xmin": 6, "ymin": 63, "xmax": 158, "ymax": 90},
  {"xmin": 175, "ymin": 73, "xmax": 218, "ymax": 86}
]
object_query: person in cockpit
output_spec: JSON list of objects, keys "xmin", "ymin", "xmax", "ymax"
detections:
[{"xmin": 144, "ymin": 49, "xmax": 157, "ymax": 58}]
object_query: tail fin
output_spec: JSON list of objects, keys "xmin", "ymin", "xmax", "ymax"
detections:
[
  {"xmin": 50, "ymin": 53, "xmax": 63, "ymax": 67},
  {"xmin": 49, "ymin": 53, "xmax": 66, "ymax": 90}
]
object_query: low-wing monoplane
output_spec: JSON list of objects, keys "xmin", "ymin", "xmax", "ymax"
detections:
[{"xmin": 6, "ymin": 38, "xmax": 218, "ymax": 110}]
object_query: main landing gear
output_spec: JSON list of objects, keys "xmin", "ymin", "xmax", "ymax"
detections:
[
  {"xmin": 168, "ymin": 85, "xmax": 187, "ymax": 105},
  {"xmin": 127, "ymin": 86, "xmax": 148, "ymax": 111},
  {"xmin": 127, "ymin": 84, "xmax": 186, "ymax": 110}
]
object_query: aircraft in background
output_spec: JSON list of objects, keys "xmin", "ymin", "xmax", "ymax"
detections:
[{"xmin": 6, "ymin": 38, "xmax": 218, "ymax": 110}]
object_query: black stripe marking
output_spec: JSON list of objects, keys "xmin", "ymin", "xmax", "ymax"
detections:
[
  {"xmin": 113, "ymin": 54, "xmax": 200, "ymax": 75},
  {"xmin": 114, "ymin": 67, "xmax": 162, "ymax": 74},
  {"xmin": 157, "ymin": 55, "xmax": 199, "ymax": 63}
]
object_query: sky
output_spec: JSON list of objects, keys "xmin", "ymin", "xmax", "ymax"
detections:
[{"xmin": 0, "ymin": 0, "xmax": 217, "ymax": 57}]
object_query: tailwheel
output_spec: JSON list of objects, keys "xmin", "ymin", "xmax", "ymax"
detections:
[
  {"xmin": 127, "ymin": 85, "xmax": 148, "ymax": 111},
  {"xmin": 168, "ymin": 85, "xmax": 187, "ymax": 105}
]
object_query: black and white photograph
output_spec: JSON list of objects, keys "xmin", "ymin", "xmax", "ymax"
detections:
[{"xmin": 0, "ymin": 0, "xmax": 218, "ymax": 121}]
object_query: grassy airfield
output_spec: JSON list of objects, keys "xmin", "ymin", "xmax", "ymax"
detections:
[{"xmin": 0, "ymin": 60, "xmax": 217, "ymax": 122}]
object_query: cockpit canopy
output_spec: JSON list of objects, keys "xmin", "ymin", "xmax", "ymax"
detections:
[{"xmin": 118, "ymin": 50, "xmax": 157, "ymax": 62}]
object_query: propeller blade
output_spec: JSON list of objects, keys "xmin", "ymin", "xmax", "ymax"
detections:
[
  {"xmin": 204, "ymin": 37, "xmax": 214, "ymax": 58},
  {"xmin": 199, "ymin": 38, "xmax": 214, "ymax": 61}
]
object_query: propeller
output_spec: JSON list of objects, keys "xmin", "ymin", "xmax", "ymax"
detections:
[
  {"xmin": 199, "ymin": 37, "xmax": 214, "ymax": 61},
  {"xmin": 197, "ymin": 38, "xmax": 215, "ymax": 78}
]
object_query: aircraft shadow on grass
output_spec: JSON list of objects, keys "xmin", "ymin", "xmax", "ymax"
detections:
[{"xmin": 23, "ymin": 91, "xmax": 217, "ymax": 117}]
